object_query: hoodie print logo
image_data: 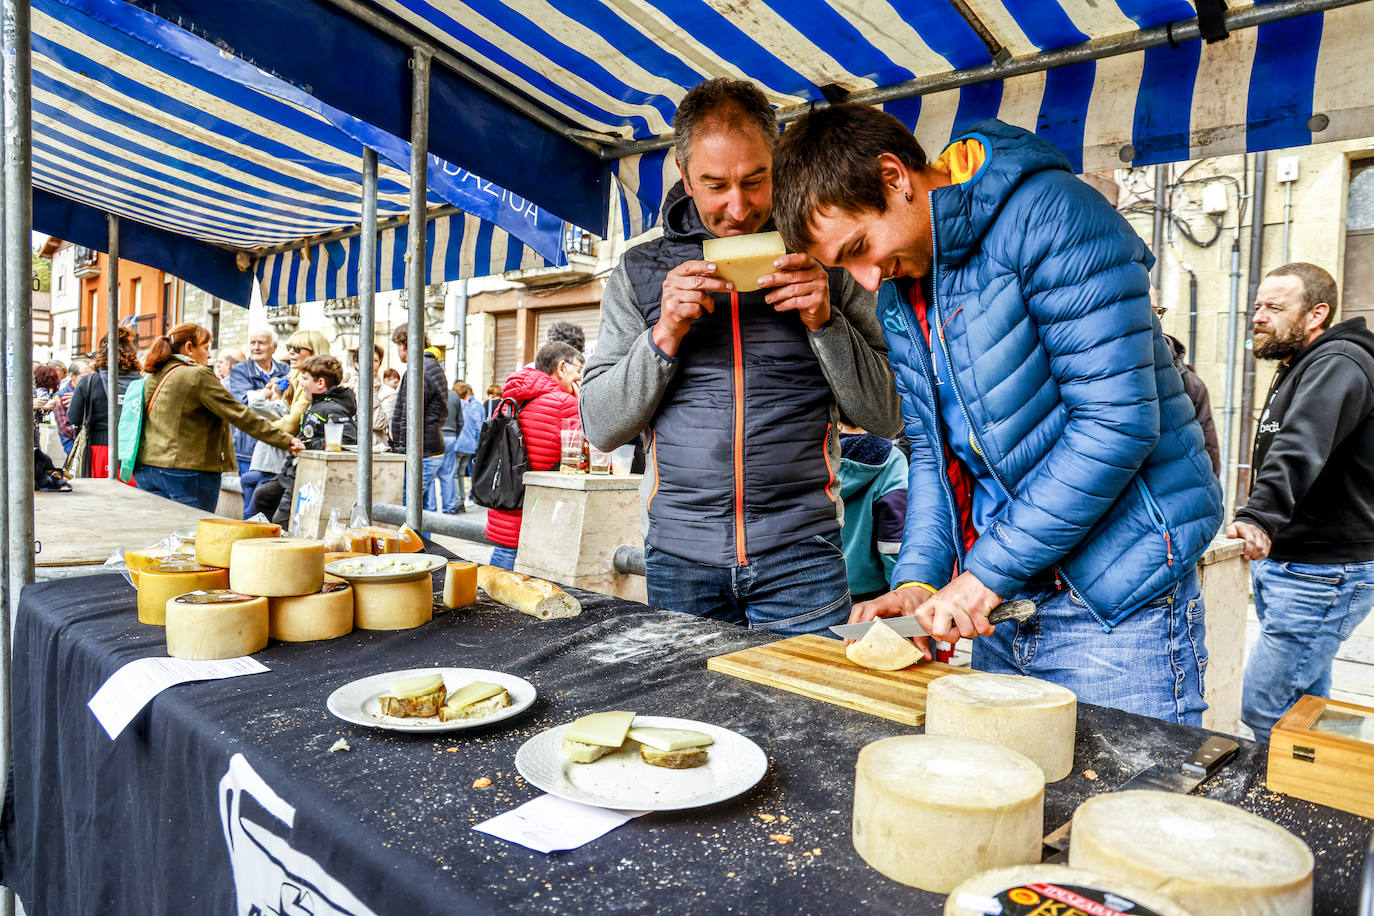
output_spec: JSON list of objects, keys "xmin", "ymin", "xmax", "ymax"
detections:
[{"xmin": 1258, "ymin": 406, "xmax": 1279, "ymax": 435}]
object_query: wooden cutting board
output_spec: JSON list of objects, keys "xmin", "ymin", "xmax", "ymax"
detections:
[{"xmin": 707, "ymin": 634, "xmax": 973, "ymax": 726}]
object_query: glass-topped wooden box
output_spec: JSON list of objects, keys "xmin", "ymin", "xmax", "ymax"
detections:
[{"xmin": 1266, "ymin": 694, "xmax": 1374, "ymax": 818}]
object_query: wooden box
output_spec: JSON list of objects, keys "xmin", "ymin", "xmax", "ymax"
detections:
[{"xmin": 1266, "ymin": 694, "xmax": 1374, "ymax": 818}]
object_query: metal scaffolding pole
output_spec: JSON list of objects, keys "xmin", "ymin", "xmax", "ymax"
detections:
[
  {"xmin": 356, "ymin": 147, "xmax": 377, "ymax": 523},
  {"xmin": 1, "ymin": 1, "xmax": 32, "ymax": 911},
  {"xmin": 404, "ymin": 47, "xmax": 431, "ymax": 532},
  {"xmin": 106, "ymin": 214, "xmax": 120, "ymax": 477}
]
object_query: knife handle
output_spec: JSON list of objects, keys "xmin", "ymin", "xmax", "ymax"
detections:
[
  {"xmin": 987, "ymin": 599, "xmax": 1036, "ymax": 626},
  {"xmin": 1181, "ymin": 735, "xmax": 1240, "ymax": 778}
]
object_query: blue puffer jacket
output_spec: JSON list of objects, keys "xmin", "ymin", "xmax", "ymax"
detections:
[{"xmin": 883, "ymin": 120, "xmax": 1223, "ymax": 628}]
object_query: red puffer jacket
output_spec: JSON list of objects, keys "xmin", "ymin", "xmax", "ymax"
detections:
[{"xmin": 484, "ymin": 367, "xmax": 580, "ymax": 548}]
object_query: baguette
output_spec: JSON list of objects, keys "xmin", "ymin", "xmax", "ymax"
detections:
[
  {"xmin": 639, "ymin": 745, "xmax": 709, "ymax": 769},
  {"xmin": 378, "ymin": 686, "xmax": 446, "ymax": 718},
  {"xmin": 477, "ymin": 566, "xmax": 581, "ymax": 620},
  {"xmin": 562, "ymin": 738, "xmax": 614, "ymax": 763},
  {"xmin": 438, "ymin": 689, "xmax": 510, "ymax": 722}
]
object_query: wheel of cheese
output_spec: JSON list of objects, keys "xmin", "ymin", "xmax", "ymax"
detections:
[
  {"xmin": 135, "ymin": 560, "xmax": 230, "ymax": 625},
  {"xmin": 352, "ymin": 575, "xmax": 434, "ymax": 630},
  {"xmin": 1068, "ymin": 791, "xmax": 1313, "ymax": 915},
  {"xmin": 268, "ymin": 581, "xmax": 353, "ymax": 642},
  {"xmin": 324, "ymin": 551, "xmax": 367, "ymax": 565},
  {"xmin": 164, "ymin": 589, "xmax": 269, "ymax": 659},
  {"xmin": 925, "ymin": 673, "xmax": 1078, "ymax": 782},
  {"xmin": 944, "ymin": 865, "xmax": 1194, "ymax": 916},
  {"xmin": 228, "ymin": 538, "xmax": 325, "ymax": 597},
  {"xmin": 443, "ymin": 561, "xmax": 478, "ymax": 609},
  {"xmin": 195, "ymin": 518, "xmax": 280, "ymax": 567},
  {"xmin": 124, "ymin": 544, "xmax": 194, "ymax": 586},
  {"xmin": 854, "ymin": 735, "xmax": 1044, "ymax": 894}
]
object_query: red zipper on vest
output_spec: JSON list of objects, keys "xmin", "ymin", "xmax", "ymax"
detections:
[{"xmin": 731, "ymin": 291, "xmax": 747, "ymax": 566}]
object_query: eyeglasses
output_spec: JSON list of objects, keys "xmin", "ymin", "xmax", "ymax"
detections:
[{"xmin": 286, "ymin": 345, "xmax": 311, "ymax": 355}]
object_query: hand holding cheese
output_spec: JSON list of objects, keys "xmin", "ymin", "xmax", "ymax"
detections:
[
  {"xmin": 701, "ymin": 231, "xmax": 785, "ymax": 293},
  {"xmin": 757, "ymin": 251, "xmax": 833, "ymax": 332},
  {"xmin": 477, "ymin": 566, "xmax": 580, "ymax": 620},
  {"xmin": 654, "ymin": 257, "xmax": 737, "ymax": 356}
]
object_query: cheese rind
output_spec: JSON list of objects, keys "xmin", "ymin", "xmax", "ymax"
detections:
[
  {"xmin": 845, "ymin": 617, "xmax": 921, "ymax": 670},
  {"xmin": 853, "ymin": 735, "xmax": 1044, "ymax": 894},
  {"xmin": 443, "ymin": 561, "xmax": 478, "ymax": 608},
  {"xmin": 352, "ymin": 576, "xmax": 433, "ymax": 630},
  {"xmin": 627, "ymin": 727, "xmax": 714, "ymax": 751},
  {"xmin": 1069, "ymin": 790, "xmax": 1313, "ymax": 915},
  {"xmin": 136, "ymin": 560, "xmax": 229, "ymax": 625},
  {"xmin": 267, "ymin": 582, "xmax": 353, "ymax": 641},
  {"xmin": 228, "ymin": 538, "xmax": 325, "ymax": 597},
  {"xmin": 164, "ymin": 590, "xmax": 269, "ymax": 659},
  {"xmin": 195, "ymin": 518, "xmax": 280, "ymax": 567},
  {"xmin": 943, "ymin": 865, "xmax": 1194, "ymax": 916},
  {"xmin": 565, "ymin": 711, "xmax": 635, "ymax": 748},
  {"xmin": 701, "ymin": 231, "xmax": 786, "ymax": 292},
  {"xmin": 925, "ymin": 673, "xmax": 1077, "ymax": 781}
]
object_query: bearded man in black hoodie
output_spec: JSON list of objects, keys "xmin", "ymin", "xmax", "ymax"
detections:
[{"xmin": 1228, "ymin": 262, "xmax": 1374, "ymax": 741}]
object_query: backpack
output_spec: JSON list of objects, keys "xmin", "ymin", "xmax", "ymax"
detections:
[
  {"xmin": 115, "ymin": 363, "xmax": 186, "ymax": 482},
  {"xmin": 469, "ymin": 398, "xmax": 531, "ymax": 510}
]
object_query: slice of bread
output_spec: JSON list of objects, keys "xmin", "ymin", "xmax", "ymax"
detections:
[
  {"xmin": 438, "ymin": 689, "xmax": 510, "ymax": 722},
  {"xmin": 640, "ymin": 744, "xmax": 709, "ymax": 769},
  {"xmin": 562, "ymin": 738, "xmax": 614, "ymax": 763},
  {"xmin": 378, "ymin": 686, "xmax": 446, "ymax": 718}
]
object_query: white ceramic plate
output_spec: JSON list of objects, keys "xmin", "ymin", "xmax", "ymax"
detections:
[
  {"xmin": 514, "ymin": 715, "xmax": 768, "ymax": 811},
  {"xmin": 173, "ymin": 525, "xmax": 197, "ymax": 542},
  {"xmin": 324, "ymin": 552, "xmax": 445, "ymax": 583},
  {"xmin": 327, "ymin": 667, "xmax": 536, "ymax": 733}
]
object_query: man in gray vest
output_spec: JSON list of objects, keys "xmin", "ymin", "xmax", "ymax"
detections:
[{"xmin": 580, "ymin": 79, "xmax": 901, "ymax": 635}]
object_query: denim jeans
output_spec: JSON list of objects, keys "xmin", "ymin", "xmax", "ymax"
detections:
[
  {"xmin": 644, "ymin": 532, "xmax": 851, "ymax": 637},
  {"xmin": 405, "ymin": 454, "xmax": 444, "ymax": 510},
  {"xmin": 1243, "ymin": 558, "xmax": 1374, "ymax": 742},
  {"xmin": 973, "ymin": 567, "xmax": 1208, "ymax": 725},
  {"xmin": 134, "ymin": 464, "xmax": 222, "ymax": 512},
  {"xmin": 489, "ymin": 545, "xmax": 517, "ymax": 570},
  {"xmin": 431, "ymin": 434, "xmax": 465, "ymax": 513},
  {"xmin": 239, "ymin": 469, "xmax": 272, "ymax": 520}
]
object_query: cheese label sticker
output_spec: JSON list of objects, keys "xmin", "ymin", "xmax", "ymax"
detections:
[
  {"xmin": 175, "ymin": 589, "xmax": 256, "ymax": 604},
  {"xmin": 991, "ymin": 883, "xmax": 1163, "ymax": 916},
  {"xmin": 319, "ymin": 581, "xmax": 350, "ymax": 594}
]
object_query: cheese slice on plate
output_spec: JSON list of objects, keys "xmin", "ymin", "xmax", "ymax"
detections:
[
  {"xmin": 846, "ymin": 617, "xmax": 921, "ymax": 670},
  {"xmin": 445, "ymin": 680, "xmax": 505, "ymax": 708},
  {"xmin": 701, "ymin": 231, "xmax": 785, "ymax": 292},
  {"xmin": 389, "ymin": 673, "xmax": 445, "ymax": 699},
  {"xmin": 565, "ymin": 711, "xmax": 635, "ymax": 747},
  {"xmin": 627, "ymin": 727, "xmax": 713, "ymax": 751}
]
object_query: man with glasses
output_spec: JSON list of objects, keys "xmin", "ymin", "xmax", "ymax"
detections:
[
  {"xmin": 1228, "ymin": 262, "xmax": 1374, "ymax": 741},
  {"xmin": 228, "ymin": 329, "xmax": 287, "ymax": 517}
]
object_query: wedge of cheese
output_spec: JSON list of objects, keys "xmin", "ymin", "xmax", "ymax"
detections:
[
  {"xmin": 228, "ymin": 538, "xmax": 325, "ymax": 597},
  {"xmin": 566, "ymin": 711, "xmax": 635, "ymax": 747},
  {"xmin": 627, "ymin": 727, "xmax": 713, "ymax": 752},
  {"xmin": 165, "ymin": 589, "xmax": 269, "ymax": 659},
  {"xmin": 701, "ymin": 231, "xmax": 786, "ymax": 292},
  {"xmin": 443, "ymin": 561, "xmax": 478, "ymax": 609},
  {"xmin": 846, "ymin": 617, "xmax": 921, "ymax": 670},
  {"xmin": 136, "ymin": 559, "xmax": 229, "ymax": 626},
  {"xmin": 195, "ymin": 518, "xmax": 280, "ymax": 567}
]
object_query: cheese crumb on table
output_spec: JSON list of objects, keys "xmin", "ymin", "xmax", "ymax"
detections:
[
  {"xmin": 329, "ymin": 738, "xmax": 350, "ymax": 753},
  {"xmin": 472, "ymin": 777, "xmax": 492, "ymax": 789}
]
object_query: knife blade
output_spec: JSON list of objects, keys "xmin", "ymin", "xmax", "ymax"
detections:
[
  {"xmin": 828, "ymin": 599, "xmax": 1036, "ymax": 641},
  {"xmin": 1041, "ymin": 735, "xmax": 1240, "ymax": 861}
]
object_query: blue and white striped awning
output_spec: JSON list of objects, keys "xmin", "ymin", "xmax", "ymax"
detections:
[{"xmin": 31, "ymin": 0, "xmax": 564, "ymax": 305}]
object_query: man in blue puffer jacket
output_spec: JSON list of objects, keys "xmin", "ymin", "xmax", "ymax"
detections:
[{"xmin": 773, "ymin": 105, "xmax": 1223, "ymax": 723}]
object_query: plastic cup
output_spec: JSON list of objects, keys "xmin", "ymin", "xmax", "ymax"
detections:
[
  {"xmin": 589, "ymin": 446, "xmax": 612, "ymax": 475},
  {"xmin": 324, "ymin": 422, "xmax": 345, "ymax": 452}
]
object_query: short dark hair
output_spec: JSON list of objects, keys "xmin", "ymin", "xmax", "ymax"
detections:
[
  {"xmin": 534, "ymin": 341, "xmax": 582, "ymax": 377},
  {"xmin": 382, "ymin": 368, "xmax": 401, "ymax": 384},
  {"xmin": 546, "ymin": 320, "xmax": 585, "ymax": 353},
  {"xmin": 391, "ymin": 326, "xmax": 429, "ymax": 348},
  {"xmin": 299, "ymin": 355, "xmax": 343, "ymax": 388},
  {"xmin": 348, "ymin": 343, "xmax": 384, "ymax": 367},
  {"xmin": 673, "ymin": 78, "xmax": 777, "ymax": 170},
  {"xmin": 1267, "ymin": 262, "xmax": 1337, "ymax": 329},
  {"xmin": 773, "ymin": 103, "xmax": 928, "ymax": 252}
]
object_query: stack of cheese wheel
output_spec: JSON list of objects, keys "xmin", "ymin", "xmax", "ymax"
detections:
[
  {"xmin": 854, "ymin": 735, "xmax": 1044, "ymax": 893},
  {"xmin": 125, "ymin": 543, "xmax": 194, "ymax": 586},
  {"xmin": 218, "ymin": 538, "xmax": 353, "ymax": 645},
  {"xmin": 944, "ymin": 865, "xmax": 1194, "ymax": 916},
  {"xmin": 195, "ymin": 518, "xmax": 280, "ymax": 568},
  {"xmin": 924, "ymin": 673, "xmax": 1077, "ymax": 781},
  {"xmin": 352, "ymin": 571, "xmax": 433, "ymax": 629},
  {"xmin": 166, "ymin": 589, "xmax": 270, "ymax": 659},
  {"xmin": 1069, "ymin": 790, "xmax": 1313, "ymax": 914},
  {"xmin": 136, "ymin": 558, "xmax": 229, "ymax": 625}
]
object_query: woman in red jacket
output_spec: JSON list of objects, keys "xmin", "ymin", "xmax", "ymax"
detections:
[{"xmin": 485, "ymin": 341, "xmax": 583, "ymax": 569}]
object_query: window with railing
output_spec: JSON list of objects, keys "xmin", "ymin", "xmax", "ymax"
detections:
[
  {"xmin": 134, "ymin": 314, "xmax": 158, "ymax": 348},
  {"xmin": 74, "ymin": 326, "xmax": 89, "ymax": 353},
  {"xmin": 73, "ymin": 246, "xmax": 101, "ymax": 276}
]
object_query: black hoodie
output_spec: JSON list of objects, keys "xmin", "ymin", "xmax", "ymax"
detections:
[{"xmin": 1236, "ymin": 317, "xmax": 1374, "ymax": 562}]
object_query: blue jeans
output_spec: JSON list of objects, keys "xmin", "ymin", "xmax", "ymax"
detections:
[
  {"xmin": 239, "ymin": 469, "xmax": 272, "ymax": 520},
  {"xmin": 489, "ymin": 546, "xmax": 517, "ymax": 570},
  {"xmin": 1244, "ymin": 558, "xmax": 1374, "ymax": 742},
  {"xmin": 431, "ymin": 434, "xmax": 464, "ymax": 513},
  {"xmin": 135, "ymin": 465, "xmax": 222, "ymax": 513},
  {"xmin": 645, "ymin": 533, "xmax": 851, "ymax": 636},
  {"xmin": 405, "ymin": 454, "xmax": 444, "ymax": 510},
  {"xmin": 973, "ymin": 567, "xmax": 1208, "ymax": 725}
]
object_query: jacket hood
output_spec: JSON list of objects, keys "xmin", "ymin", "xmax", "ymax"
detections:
[
  {"xmin": 661, "ymin": 180, "xmax": 776, "ymax": 244},
  {"xmin": 839, "ymin": 434, "xmax": 893, "ymax": 498},
  {"xmin": 930, "ymin": 120, "xmax": 1078, "ymax": 269},
  {"xmin": 502, "ymin": 366, "xmax": 562, "ymax": 402},
  {"xmin": 316, "ymin": 385, "xmax": 357, "ymax": 414},
  {"xmin": 1164, "ymin": 332, "xmax": 1186, "ymax": 361},
  {"xmin": 1291, "ymin": 317, "xmax": 1374, "ymax": 370}
]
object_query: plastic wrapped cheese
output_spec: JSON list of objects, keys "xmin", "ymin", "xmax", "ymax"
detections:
[
  {"xmin": 352, "ymin": 576, "xmax": 433, "ymax": 630},
  {"xmin": 195, "ymin": 518, "xmax": 280, "ymax": 567},
  {"xmin": 443, "ymin": 561, "xmax": 478, "ymax": 609},
  {"xmin": 228, "ymin": 538, "xmax": 325, "ymax": 597},
  {"xmin": 124, "ymin": 544, "xmax": 194, "ymax": 586},
  {"xmin": 135, "ymin": 559, "xmax": 229, "ymax": 625},
  {"xmin": 925, "ymin": 673, "xmax": 1077, "ymax": 781},
  {"xmin": 1069, "ymin": 791, "xmax": 1313, "ymax": 915},
  {"xmin": 944, "ymin": 865, "xmax": 1194, "ymax": 916},
  {"xmin": 165, "ymin": 589, "xmax": 269, "ymax": 659},
  {"xmin": 853, "ymin": 735, "xmax": 1044, "ymax": 894},
  {"xmin": 268, "ymin": 581, "xmax": 354, "ymax": 642}
]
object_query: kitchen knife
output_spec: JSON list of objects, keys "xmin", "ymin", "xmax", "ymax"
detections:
[
  {"xmin": 828, "ymin": 599, "xmax": 1036, "ymax": 641},
  {"xmin": 1041, "ymin": 734, "xmax": 1240, "ymax": 861}
]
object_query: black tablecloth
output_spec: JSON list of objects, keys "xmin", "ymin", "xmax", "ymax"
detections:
[{"xmin": 1, "ymin": 568, "xmax": 1369, "ymax": 915}]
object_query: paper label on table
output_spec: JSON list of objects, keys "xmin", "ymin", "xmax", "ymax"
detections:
[
  {"xmin": 88, "ymin": 655, "xmax": 269, "ymax": 739},
  {"xmin": 473, "ymin": 794, "xmax": 649, "ymax": 853}
]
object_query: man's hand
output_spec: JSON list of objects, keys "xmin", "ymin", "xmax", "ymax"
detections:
[
  {"xmin": 652, "ymin": 260, "xmax": 732, "ymax": 356},
  {"xmin": 287, "ymin": 437, "xmax": 306, "ymax": 457},
  {"xmin": 914, "ymin": 571, "xmax": 1003, "ymax": 647},
  {"xmin": 1226, "ymin": 520, "xmax": 1272, "ymax": 560},
  {"xmin": 759, "ymin": 253, "xmax": 832, "ymax": 332},
  {"xmin": 850, "ymin": 588, "xmax": 934, "ymax": 660}
]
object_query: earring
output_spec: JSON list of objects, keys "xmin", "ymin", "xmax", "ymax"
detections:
[{"xmin": 904, "ymin": 191, "xmax": 912, "ymax": 202}]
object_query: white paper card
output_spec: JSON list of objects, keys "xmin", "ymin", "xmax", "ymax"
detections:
[
  {"xmin": 473, "ymin": 794, "xmax": 648, "ymax": 853},
  {"xmin": 88, "ymin": 655, "xmax": 270, "ymax": 739}
]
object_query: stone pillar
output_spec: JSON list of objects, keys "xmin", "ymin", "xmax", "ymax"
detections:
[
  {"xmin": 514, "ymin": 470, "xmax": 645, "ymax": 602},
  {"xmin": 290, "ymin": 451, "xmax": 408, "ymax": 537},
  {"xmin": 1199, "ymin": 536, "xmax": 1248, "ymax": 735}
]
